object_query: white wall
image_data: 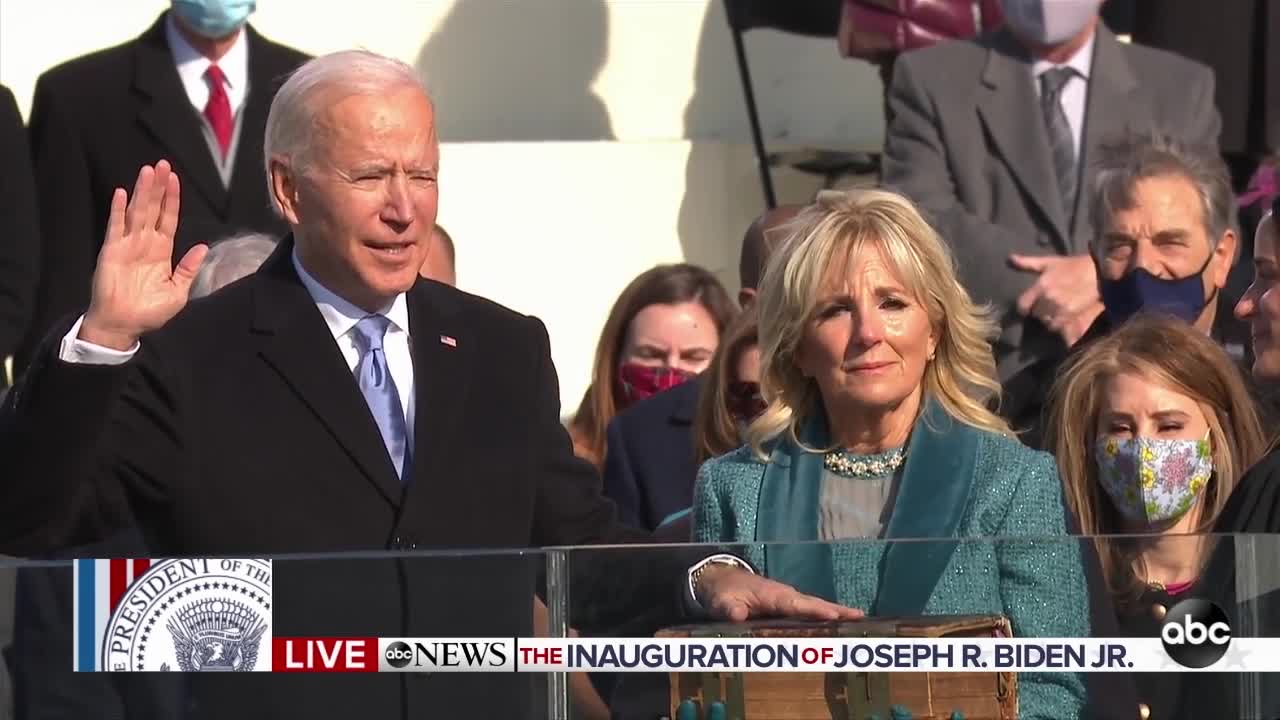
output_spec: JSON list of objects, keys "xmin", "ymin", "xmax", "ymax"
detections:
[{"xmin": 0, "ymin": 0, "xmax": 885, "ymax": 409}]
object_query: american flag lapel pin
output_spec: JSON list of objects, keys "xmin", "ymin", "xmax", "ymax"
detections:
[{"xmin": 440, "ymin": 334, "xmax": 457, "ymax": 348}]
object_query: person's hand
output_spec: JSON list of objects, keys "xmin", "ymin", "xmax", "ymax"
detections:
[
  {"xmin": 1056, "ymin": 301, "xmax": 1104, "ymax": 347},
  {"xmin": 696, "ymin": 566, "xmax": 863, "ymax": 623},
  {"xmin": 80, "ymin": 161, "xmax": 207, "ymax": 351},
  {"xmin": 1009, "ymin": 253, "xmax": 1100, "ymax": 342}
]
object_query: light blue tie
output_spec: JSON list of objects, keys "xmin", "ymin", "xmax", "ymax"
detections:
[{"xmin": 351, "ymin": 315, "xmax": 408, "ymax": 482}]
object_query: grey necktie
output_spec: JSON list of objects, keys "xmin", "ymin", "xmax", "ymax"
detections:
[{"xmin": 1039, "ymin": 66, "xmax": 1078, "ymax": 217}]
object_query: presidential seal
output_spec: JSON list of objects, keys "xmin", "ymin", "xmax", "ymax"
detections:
[{"xmin": 102, "ymin": 559, "xmax": 272, "ymax": 672}]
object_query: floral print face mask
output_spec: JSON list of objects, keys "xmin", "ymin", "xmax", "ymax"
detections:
[{"xmin": 1093, "ymin": 435, "xmax": 1213, "ymax": 524}]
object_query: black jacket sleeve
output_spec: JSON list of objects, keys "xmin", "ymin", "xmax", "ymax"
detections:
[
  {"xmin": 601, "ymin": 413, "xmax": 645, "ymax": 530},
  {"xmin": 1216, "ymin": 448, "xmax": 1280, "ymax": 533},
  {"xmin": 522, "ymin": 316, "xmax": 700, "ymax": 635},
  {"xmin": 1064, "ymin": 508, "xmax": 1144, "ymax": 720},
  {"xmin": 0, "ymin": 322, "xmax": 179, "ymax": 555},
  {"xmin": 12, "ymin": 530, "xmax": 184, "ymax": 720},
  {"xmin": 16, "ymin": 75, "xmax": 98, "ymax": 374},
  {"xmin": 0, "ymin": 85, "xmax": 40, "ymax": 367}
]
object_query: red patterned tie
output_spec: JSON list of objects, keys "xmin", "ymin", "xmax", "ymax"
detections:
[{"xmin": 203, "ymin": 64, "xmax": 232, "ymax": 159}]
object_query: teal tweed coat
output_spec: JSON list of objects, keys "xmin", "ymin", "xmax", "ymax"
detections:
[{"xmin": 693, "ymin": 405, "xmax": 1089, "ymax": 720}]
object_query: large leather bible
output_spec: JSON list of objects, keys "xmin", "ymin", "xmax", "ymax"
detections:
[{"xmin": 655, "ymin": 615, "xmax": 1017, "ymax": 720}]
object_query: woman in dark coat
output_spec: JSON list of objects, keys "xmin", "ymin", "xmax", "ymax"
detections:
[
  {"xmin": 1207, "ymin": 206, "xmax": 1280, "ymax": 719},
  {"xmin": 1225, "ymin": 206, "xmax": 1280, "ymax": 530}
]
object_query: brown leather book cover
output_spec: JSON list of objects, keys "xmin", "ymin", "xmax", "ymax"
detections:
[{"xmin": 655, "ymin": 615, "xmax": 1017, "ymax": 720}]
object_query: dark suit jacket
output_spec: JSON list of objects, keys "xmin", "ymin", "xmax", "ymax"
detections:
[
  {"xmin": 882, "ymin": 26, "xmax": 1220, "ymax": 423},
  {"xmin": 11, "ymin": 530, "xmax": 183, "ymax": 720},
  {"xmin": 1114, "ymin": 582, "xmax": 1250, "ymax": 720},
  {"xmin": 1219, "ymin": 447, "xmax": 1280, "ymax": 533},
  {"xmin": 0, "ymin": 240, "xmax": 685, "ymax": 719},
  {"xmin": 1131, "ymin": 0, "xmax": 1280, "ymax": 158},
  {"xmin": 15, "ymin": 12, "xmax": 309, "ymax": 373},
  {"xmin": 0, "ymin": 84, "xmax": 39, "ymax": 373},
  {"xmin": 602, "ymin": 377, "xmax": 702, "ymax": 531},
  {"xmin": 1212, "ymin": 448, "xmax": 1280, "ymax": 719}
]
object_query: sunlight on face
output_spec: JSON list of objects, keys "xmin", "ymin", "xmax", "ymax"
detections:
[
  {"xmin": 797, "ymin": 243, "xmax": 936, "ymax": 413},
  {"xmin": 1094, "ymin": 371, "xmax": 1213, "ymax": 532},
  {"xmin": 286, "ymin": 86, "xmax": 440, "ymax": 311},
  {"xmin": 1097, "ymin": 175, "xmax": 1228, "ymax": 287},
  {"xmin": 1097, "ymin": 372, "xmax": 1209, "ymax": 442},
  {"xmin": 621, "ymin": 302, "xmax": 720, "ymax": 373},
  {"xmin": 1236, "ymin": 215, "xmax": 1280, "ymax": 381}
]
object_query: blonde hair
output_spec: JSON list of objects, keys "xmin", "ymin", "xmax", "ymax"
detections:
[
  {"xmin": 1046, "ymin": 314, "xmax": 1267, "ymax": 608},
  {"xmin": 694, "ymin": 304, "xmax": 761, "ymax": 464},
  {"xmin": 746, "ymin": 188, "xmax": 1009, "ymax": 457}
]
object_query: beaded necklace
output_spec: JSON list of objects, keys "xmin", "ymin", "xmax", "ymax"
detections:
[{"xmin": 823, "ymin": 446, "xmax": 906, "ymax": 478}]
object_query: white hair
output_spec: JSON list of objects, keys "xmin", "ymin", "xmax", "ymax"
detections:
[
  {"xmin": 190, "ymin": 232, "xmax": 279, "ymax": 299},
  {"xmin": 263, "ymin": 49, "xmax": 432, "ymax": 212}
]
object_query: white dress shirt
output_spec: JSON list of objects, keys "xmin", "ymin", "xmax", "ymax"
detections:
[
  {"xmin": 290, "ymin": 253, "xmax": 416, "ymax": 437},
  {"xmin": 57, "ymin": 253, "xmax": 417, "ymax": 451},
  {"xmin": 1031, "ymin": 30, "xmax": 1095, "ymax": 163},
  {"xmin": 165, "ymin": 15, "xmax": 249, "ymax": 117}
]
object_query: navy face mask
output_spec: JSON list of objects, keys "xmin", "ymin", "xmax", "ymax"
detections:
[{"xmin": 1098, "ymin": 254, "xmax": 1216, "ymax": 325}]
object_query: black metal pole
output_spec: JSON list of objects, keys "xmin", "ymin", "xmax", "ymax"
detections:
[{"xmin": 725, "ymin": 12, "xmax": 777, "ymax": 209}]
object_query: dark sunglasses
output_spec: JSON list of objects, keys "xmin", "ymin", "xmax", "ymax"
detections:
[{"xmin": 726, "ymin": 381, "xmax": 766, "ymax": 422}]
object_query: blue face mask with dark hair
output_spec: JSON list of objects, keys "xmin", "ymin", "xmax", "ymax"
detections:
[{"xmin": 1098, "ymin": 255, "xmax": 1217, "ymax": 326}]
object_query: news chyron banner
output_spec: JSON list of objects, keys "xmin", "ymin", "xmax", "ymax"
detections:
[
  {"xmin": 74, "ymin": 558, "xmax": 1280, "ymax": 674},
  {"xmin": 74, "ymin": 558, "xmax": 273, "ymax": 672},
  {"xmin": 277, "ymin": 636, "xmax": 1280, "ymax": 673}
]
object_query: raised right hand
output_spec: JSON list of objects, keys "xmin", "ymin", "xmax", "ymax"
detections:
[{"xmin": 80, "ymin": 161, "xmax": 208, "ymax": 350}]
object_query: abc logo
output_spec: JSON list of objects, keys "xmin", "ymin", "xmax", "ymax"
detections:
[
  {"xmin": 1160, "ymin": 598, "xmax": 1232, "ymax": 668},
  {"xmin": 384, "ymin": 641, "xmax": 414, "ymax": 669}
]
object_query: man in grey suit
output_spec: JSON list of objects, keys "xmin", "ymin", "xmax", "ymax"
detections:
[{"xmin": 882, "ymin": 0, "xmax": 1220, "ymax": 433}]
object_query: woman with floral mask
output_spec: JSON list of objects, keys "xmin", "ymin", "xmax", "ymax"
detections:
[
  {"xmin": 1046, "ymin": 313, "xmax": 1266, "ymax": 719},
  {"xmin": 569, "ymin": 264, "xmax": 736, "ymax": 469}
]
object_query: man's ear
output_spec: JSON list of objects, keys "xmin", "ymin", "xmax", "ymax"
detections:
[
  {"xmin": 1211, "ymin": 229, "xmax": 1239, "ymax": 289},
  {"xmin": 738, "ymin": 287, "xmax": 757, "ymax": 308},
  {"xmin": 269, "ymin": 157, "xmax": 302, "ymax": 226}
]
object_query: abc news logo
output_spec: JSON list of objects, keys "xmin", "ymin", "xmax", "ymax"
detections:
[
  {"xmin": 382, "ymin": 640, "xmax": 511, "ymax": 671},
  {"xmin": 1160, "ymin": 598, "xmax": 1232, "ymax": 668}
]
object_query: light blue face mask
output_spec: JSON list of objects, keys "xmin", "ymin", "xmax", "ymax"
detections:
[
  {"xmin": 1001, "ymin": 0, "xmax": 1101, "ymax": 45},
  {"xmin": 171, "ymin": 0, "xmax": 256, "ymax": 39}
]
